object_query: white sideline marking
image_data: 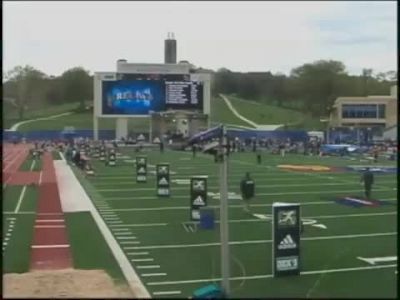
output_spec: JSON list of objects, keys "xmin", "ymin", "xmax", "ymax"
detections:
[
  {"xmin": 137, "ymin": 265, "xmax": 160, "ymax": 269},
  {"xmin": 142, "ymin": 273, "xmax": 167, "ymax": 277},
  {"xmin": 128, "ymin": 252, "xmax": 149, "ymax": 256},
  {"xmin": 36, "ymin": 219, "xmax": 64, "ymax": 223},
  {"xmin": 32, "ymin": 244, "xmax": 70, "ymax": 249},
  {"xmin": 14, "ymin": 185, "xmax": 28, "ymax": 213},
  {"xmin": 125, "ymin": 232, "xmax": 396, "ymax": 250},
  {"xmin": 37, "ymin": 213, "xmax": 62, "ymax": 216},
  {"xmin": 6, "ymin": 217, "xmax": 16, "ymax": 220},
  {"xmin": 117, "ymin": 236, "xmax": 137, "ymax": 240},
  {"xmin": 147, "ymin": 264, "xmax": 397, "ymax": 286},
  {"xmin": 34, "ymin": 225, "xmax": 66, "ymax": 228},
  {"xmin": 153, "ymin": 291, "xmax": 181, "ymax": 296},
  {"xmin": 131, "ymin": 258, "xmax": 154, "ymax": 262}
]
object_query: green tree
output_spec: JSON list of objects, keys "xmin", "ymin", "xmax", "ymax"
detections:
[
  {"xmin": 290, "ymin": 60, "xmax": 347, "ymax": 116},
  {"xmin": 60, "ymin": 67, "xmax": 93, "ymax": 108}
]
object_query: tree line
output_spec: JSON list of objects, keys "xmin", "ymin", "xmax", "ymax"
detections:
[
  {"xmin": 2, "ymin": 60, "xmax": 397, "ymax": 120},
  {"xmin": 212, "ymin": 60, "xmax": 396, "ymax": 117},
  {"xmin": 3, "ymin": 66, "xmax": 93, "ymax": 119}
]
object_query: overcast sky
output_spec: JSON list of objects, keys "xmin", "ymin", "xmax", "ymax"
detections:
[{"xmin": 3, "ymin": 1, "xmax": 397, "ymax": 76}]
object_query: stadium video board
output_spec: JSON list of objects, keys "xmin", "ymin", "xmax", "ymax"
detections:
[{"xmin": 102, "ymin": 74, "xmax": 203, "ymax": 115}]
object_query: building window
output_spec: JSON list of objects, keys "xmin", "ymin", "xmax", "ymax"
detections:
[
  {"xmin": 342, "ymin": 104, "xmax": 377, "ymax": 119},
  {"xmin": 378, "ymin": 104, "xmax": 385, "ymax": 118}
]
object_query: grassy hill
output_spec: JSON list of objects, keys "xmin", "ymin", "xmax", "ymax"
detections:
[
  {"xmin": 8, "ymin": 95, "xmax": 323, "ymax": 132},
  {"xmin": 224, "ymin": 95, "xmax": 324, "ymax": 130}
]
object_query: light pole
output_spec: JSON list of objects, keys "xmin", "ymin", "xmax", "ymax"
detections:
[{"xmin": 219, "ymin": 125, "xmax": 230, "ymax": 296}]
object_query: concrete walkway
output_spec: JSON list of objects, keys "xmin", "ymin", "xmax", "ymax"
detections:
[
  {"xmin": 9, "ymin": 112, "xmax": 74, "ymax": 131},
  {"xmin": 219, "ymin": 94, "xmax": 283, "ymax": 130}
]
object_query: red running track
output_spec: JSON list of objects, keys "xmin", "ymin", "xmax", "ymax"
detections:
[
  {"xmin": 30, "ymin": 152, "xmax": 73, "ymax": 270},
  {"xmin": 3, "ymin": 143, "xmax": 31, "ymax": 184}
]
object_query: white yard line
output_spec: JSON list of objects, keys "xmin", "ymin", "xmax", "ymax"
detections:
[
  {"xmin": 32, "ymin": 244, "xmax": 70, "ymax": 249},
  {"xmin": 34, "ymin": 225, "xmax": 66, "ymax": 228},
  {"xmin": 104, "ymin": 188, "xmax": 395, "ymax": 201},
  {"xmin": 125, "ymin": 232, "xmax": 396, "ymax": 250},
  {"xmin": 36, "ymin": 219, "xmax": 64, "ymax": 223},
  {"xmin": 152, "ymin": 291, "xmax": 181, "ymax": 296},
  {"xmin": 110, "ymin": 223, "xmax": 168, "ymax": 227},
  {"xmin": 131, "ymin": 258, "xmax": 154, "ymax": 262},
  {"xmin": 127, "ymin": 252, "xmax": 149, "ymax": 256},
  {"xmin": 97, "ymin": 182, "xmax": 364, "ymax": 192},
  {"xmin": 147, "ymin": 264, "xmax": 397, "ymax": 286},
  {"xmin": 142, "ymin": 273, "xmax": 167, "ymax": 277},
  {"xmin": 137, "ymin": 265, "xmax": 160, "ymax": 269},
  {"xmin": 94, "ymin": 199, "xmax": 397, "ymax": 212}
]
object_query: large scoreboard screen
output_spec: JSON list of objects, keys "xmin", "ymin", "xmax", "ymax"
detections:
[{"xmin": 102, "ymin": 74, "xmax": 203, "ymax": 115}]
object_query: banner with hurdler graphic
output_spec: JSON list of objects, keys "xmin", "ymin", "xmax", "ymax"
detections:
[
  {"xmin": 136, "ymin": 156, "xmax": 147, "ymax": 183},
  {"xmin": 190, "ymin": 176, "xmax": 208, "ymax": 220},
  {"xmin": 156, "ymin": 163, "xmax": 170, "ymax": 197},
  {"xmin": 272, "ymin": 202, "xmax": 301, "ymax": 277}
]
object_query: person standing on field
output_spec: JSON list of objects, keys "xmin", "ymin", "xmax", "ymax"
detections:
[
  {"xmin": 240, "ymin": 172, "xmax": 255, "ymax": 213},
  {"xmin": 360, "ymin": 167, "xmax": 374, "ymax": 199}
]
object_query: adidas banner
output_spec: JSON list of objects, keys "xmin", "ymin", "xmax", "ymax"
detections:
[
  {"xmin": 190, "ymin": 176, "xmax": 208, "ymax": 221},
  {"xmin": 272, "ymin": 203, "xmax": 301, "ymax": 277},
  {"xmin": 156, "ymin": 163, "xmax": 170, "ymax": 197},
  {"xmin": 136, "ymin": 156, "xmax": 147, "ymax": 183}
]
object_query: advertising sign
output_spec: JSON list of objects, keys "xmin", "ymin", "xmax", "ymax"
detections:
[
  {"xmin": 272, "ymin": 202, "xmax": 301, "ymax": 277},
  {"xmin": 156, "ymin": 163, "xmax": 170, "ymax": 197},
  {"xmin": 190, "ymin": 176, "xmax": 208, "ymax": 221},
  {"xmin": 136, "ymin": 156, "xmax": 147, "ymax": 183}
]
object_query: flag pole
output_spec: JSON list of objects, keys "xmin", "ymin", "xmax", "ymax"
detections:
[{"xmin": 219, "ymin": 125, "xmax": 230, "ymax": 296}]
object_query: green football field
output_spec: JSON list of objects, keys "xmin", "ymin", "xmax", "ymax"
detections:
[{"xmin": 78, "ymin": 149, "xmax": 397, "ymax": 298}]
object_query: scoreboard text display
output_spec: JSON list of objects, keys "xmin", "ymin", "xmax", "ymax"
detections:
[
  {"xmin": 136, "ymin": 156, "xmax": 147, "ymax": 183},
  {"xmin": 272, "ymin": 202, "xmax": 301, "ymax": 277},
  {"xmin": 190, "ymin": 176, "xmax": 208, "ymax": 221},
  {"xmin": 156, "ymin": 163, "xmax": 170, "ymax": 197}
]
